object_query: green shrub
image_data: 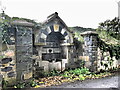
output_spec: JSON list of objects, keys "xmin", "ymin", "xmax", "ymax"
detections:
[{"xmin": 14, "ymin": 82, "xmax": 26, "ymax": 88}]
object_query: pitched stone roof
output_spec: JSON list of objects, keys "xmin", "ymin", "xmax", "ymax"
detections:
[{"xmin": 42, "ymin": 12, "xmax": 73, "ymax": 34}]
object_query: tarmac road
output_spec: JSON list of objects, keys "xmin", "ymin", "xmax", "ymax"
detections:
[{"xmin": 49, "ymin": 73, "xmax": 120, "ymax": 88}]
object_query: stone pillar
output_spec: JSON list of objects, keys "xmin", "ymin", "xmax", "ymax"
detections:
[
  {"xmin": 81, "ymin": 31, "xmax": 98, "ymax": 72},
  {"xmin": 15, "ymin": 25, "xmax": 33, "ymax": 81},
  {"xmin": 33, "ymin": 46, "xmax": 44, "ymax": 77},
  {"xmin": 61, "ymin": 46, "xmax": 69, "ymax": 70},
  {"xmin": 38, "ymin": 47, "xmax": 43, "ymax": 67}
]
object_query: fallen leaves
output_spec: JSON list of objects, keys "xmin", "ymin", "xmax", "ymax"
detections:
[
  {"xmin": 12, "ymin": 68, "xmax": 115, "ymax": 89},
  {"xmin": 33, "ymin": 76, "xmax": 61, "ymax": 88},
  {"xmin": 34, "ymin": 85, "xmax": 41, "ymax": 88},
  {"xmin": 32, "ymin": 72, "xmax": 114, "ymax": 88},
  {"xmin": 11, "ymin": 71, "xmax": 115, "ymax": 89}
]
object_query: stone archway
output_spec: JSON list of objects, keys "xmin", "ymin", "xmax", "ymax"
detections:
[{"xmin": 42, "ymin": 32, "xmax": 65, "ymax": 61}]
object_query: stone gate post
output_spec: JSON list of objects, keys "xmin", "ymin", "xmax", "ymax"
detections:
[
  {"xmin": 81, "ymin": 31, "xmax": 98, "ymax": 72},
  {"xmin": 11, "ymin": 20, "xmax": 34, "ymax": 82}
]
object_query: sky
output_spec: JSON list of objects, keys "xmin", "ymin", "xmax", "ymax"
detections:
[{"xmin": 0, "ymin": 0, "xmax": 119, "ymax": 29}]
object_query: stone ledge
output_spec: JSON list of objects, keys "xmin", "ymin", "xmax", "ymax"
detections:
[
  {"xmin": 80, "ymin": 31, "xmax": 98, "ymax": 36},
  {"xmin": 10, "ymin": 20, "xmax": 35, "ymax": 27}
]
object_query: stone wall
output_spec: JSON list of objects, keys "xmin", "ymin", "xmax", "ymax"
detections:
[
  {"xmin": 0, "ymin": 26, "xmax": 16, "ymax": 85},
  {"xmin": 0, "ymin": 13, "xmax": 119, "ymax": 89},
  {"xmin": 97, "ymin": 48, "xmax": 118, "ymax": 71},
  {"xmin": 0, "ymin": 19, "xmax": 34, "ymax": 87},
  {"xmin": 80, "ymin": 31, "xmax": 119, "ymax": 71}
]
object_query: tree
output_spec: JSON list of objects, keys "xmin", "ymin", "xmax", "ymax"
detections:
[
  {"xmin": 98, "ymin": 17, "xmax": 120, "ymax": 40},
  {"xmin": 97, "ymin": 17, "xmax": 120, "ymax": 59}
]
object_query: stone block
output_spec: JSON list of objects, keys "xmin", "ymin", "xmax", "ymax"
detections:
[
  {"xmin": 9, "ymin": 64, "xmax": 15, "ymax": 66},
  {"xmin": 103, "ymin": 52, "xmax": 110, "ymax": 56},
  {"xmin": 23, "ymin": 72, "xmax": 32, "ymax": 80},
  {"xmin": 4, "ymin": 50, "xmax": 15, "ymax": 57},
  {"xmin": 16, "ymin": 71, "xmax": 23, "ymax": 81},
  {"xmin": 41, "ymin": 61, "xmax": 49, "ymax": 72},
  {"xmin": 16, "ymin": 37, "xmax": 22, "ymax": 45},
  {"xmin": 16, "ymin": 56, "xmax": 32, "ymax": 63},
  {"xmin": 22, "ymin": 37, "xmax": 32, "ymax": 45},
  {"xmin": 56, "ymin": 62, "xmax": 62, "ymax": 71},
  {"xmin": 79, "ymin": 56, "xmax": 89, "ymax": 61},
  {"xmin": 2, "ymin": 43, "xmax": 8, "ymax": 51},
  {"xmin": 1, "ymin": 63, "xmax": 9, "ymax": 67},
  {"xmin": 62, "ymin": 59, "xmax": 68, "ymax": 71},
  {"xmin": 7, "ymin": 71, "xmax": 16, "ymax": 78},
  {"xmin": 104, "ymin": 56, "xmax": 109, "ymax": 61},
  {"xmin": 16, "ymin": 70, "xmax": 32, "ymax": 81},
  {"xmin": 16, "ymin": 46, "xmax": 32, "ymax": 53},
  {"xmin": 49, "ymin": 63, "xmax": 54, "ymax": 70},
  {"xmin": 16, "ymin": 62, "xmax": 32, "ymax": 71},
  {"xmin": 1, "ymin": 58, "xmax": 12, "ymax": 64},
  {"xmin": 49, "ymin": 61, "xmax": 62, "ymax": 71},
  {"xmin": 85, "ymin": 61, "xmax": 92, "ymax": 68},
  {"xmin": 1, "ymin": 67, "xmax": 12, "ymax": 72}
]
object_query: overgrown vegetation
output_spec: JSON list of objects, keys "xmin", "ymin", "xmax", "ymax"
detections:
[
  {"xmin": 10, "ymin": 67, "xmax": 116, "ymax": 89},
  {"xmin": 98, "ymin": 17, "xmax": 120, "ymax": 40},
  {"xmin": 97, "ymin": 17, "xmax": 120, "ymax": 60},
  {"xmin": 0, "ymin": 12, "xmax": 37, "ymax": 45},
  {"xmin": 69, "ymin": 26, "xmax": 95, "ymax": 33},
  {"xmin": 2, "ymin": 78, "xmax": 8, "ymax": 89},
  {"xmin": 1, "ymin": 13, "xmax": 119, "ymax": 89},
  {"xmin": 98, "ymin": 38, "xmax": 120, "ymax": 59},
  {"xmin": 69, "ymin": 26, "xmax": 95, "ymax": 42}
]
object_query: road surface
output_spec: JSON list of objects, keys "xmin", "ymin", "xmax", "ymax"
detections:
[{"xmin": 49, "ymin": 73, "xmax": 120, "ymax": 88}]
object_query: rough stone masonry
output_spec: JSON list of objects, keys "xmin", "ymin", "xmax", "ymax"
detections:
[{"xmin": 0, "ymin": 12, "xmax": 118, "ymax": 85}]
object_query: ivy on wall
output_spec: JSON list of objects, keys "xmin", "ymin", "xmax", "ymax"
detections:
[
  {"xmin": 98, "ymin": 38, "xmax": 120, "ymax": 60},
  {"xmin": 97, "ymin": 17, "xmax": 120, "ymax": 60},
  {"xmin": 0, "ymin": 12, "xmax": 38, "ymax": 47},
  {"xmin": 98, "ymin": 17, "xmax": 120, "ymax": 40}
]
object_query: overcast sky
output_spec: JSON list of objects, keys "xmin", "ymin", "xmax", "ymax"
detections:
[{"xmin": 0, "ymin": 0, "xmax": 119, "ymax": 28}]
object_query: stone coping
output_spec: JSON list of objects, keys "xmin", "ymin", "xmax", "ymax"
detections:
[
  {"xmin": 80, "ymin": 31, "xmax": 98, "ymax": 36},
  {"xmin": 10, "ymin": 20, "xmax": 35, "ymax": 27},
  {"xmin": 35, "ymin": 43, "xmax": 74, "ymax": 46}
]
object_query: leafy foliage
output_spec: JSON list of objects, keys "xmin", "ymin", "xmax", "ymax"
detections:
[
  {"xmin": 10, "ymin": 67, "xmax": 116, "ymax": 88},
  {"xmin": 0, "ymin": 12, "xmax": 37, "ymax": 45},
  {"xmin": 98, "ymin": 17, "xmax": 120, "ymax": 40},
  {"xmin": 0, "ymin": 13, "xmax": 11, "ymax": 45},
  {"xmin": 69, "ymin": 26, "xmax": 95, "ymax": 42},
  {"xmin": 98, "ymin": 38, "xmax": 120, "ymax": 59},
  {"xmin": 2, "ymin": 78, "xmax": 8, "ymax": 89},
  {"xmin": 14, "ymin": 83, "xmax": 26, "ymax": 88},
  {"xmin": 97, "ymin": 17, "xmax": 120, "ymax": 60},
  {"xmin": 29, "ymin": 79, "xmax": 38, "ymax": 87},
  {"xmin": 61, "ymin": 67, "xmax": 90, "ymax": 80},
  {"xmin": 69, "ymin": 26, "xmax": 95, "ymax": 33}
]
